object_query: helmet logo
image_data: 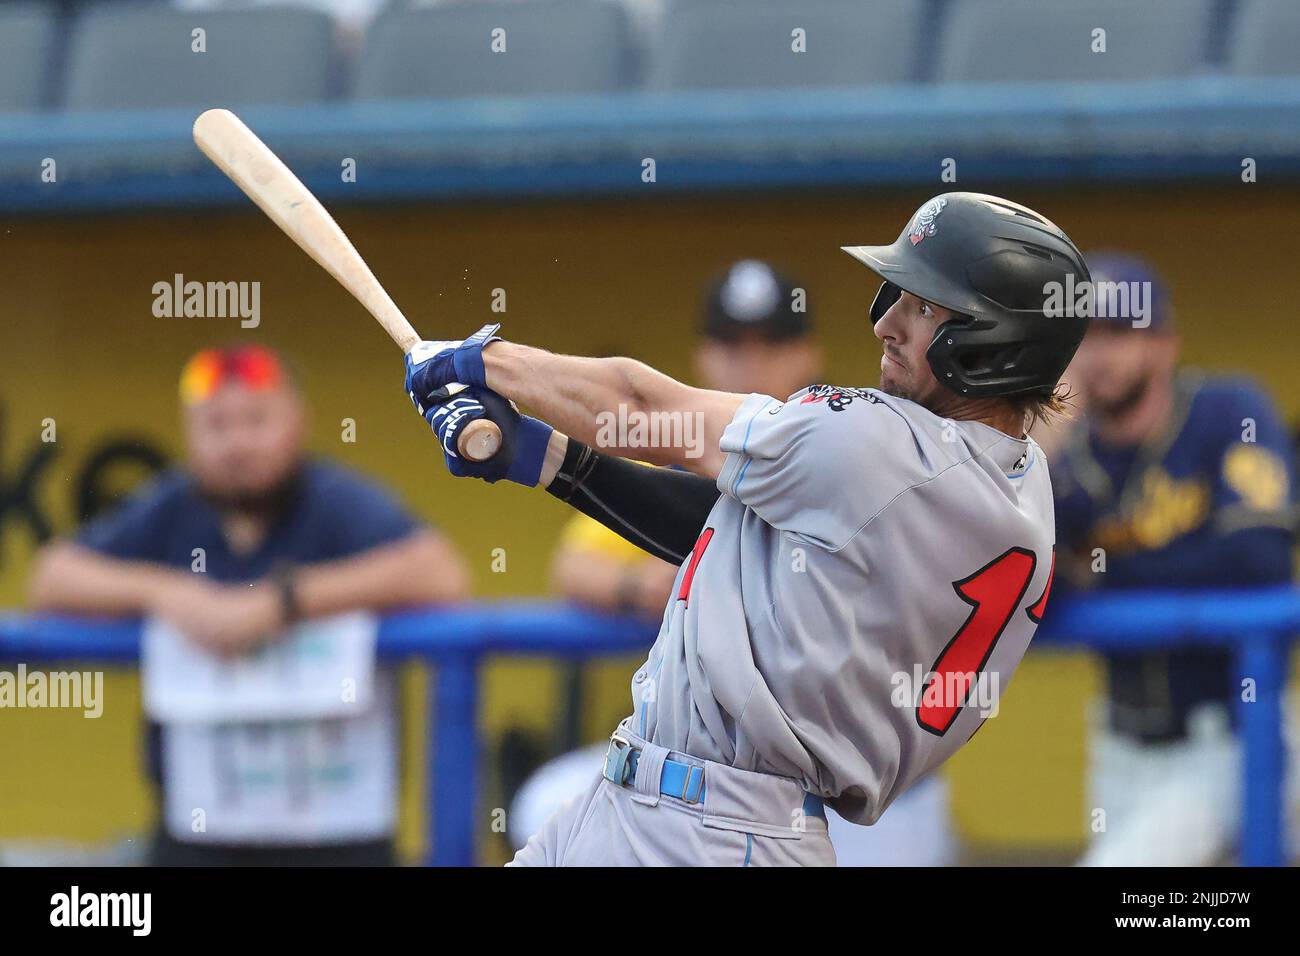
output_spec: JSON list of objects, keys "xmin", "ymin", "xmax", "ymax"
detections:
[{"xmin": 908, "ymin": 197, "xmax": 947, "ymax": 246}]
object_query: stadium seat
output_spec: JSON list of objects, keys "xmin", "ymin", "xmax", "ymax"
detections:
[
  {"xmin": 62, "ymin": 5, "xmax": 335, "ymax": 111},
  {"xmin": 355, "ymin": 1, "xmax": 633, "ymax": 100},
  {"xmin": 937, "ymin": 0, "xmax": 1214, "ymax": 84},
  {"xmin": 647, "ymin": 0, "xmax": 924, "ymax": 90},
  {"xmin": 1228, "ymin": 0, "xmax": 1300, "ymax": 76},
  {"xmin": 0, "ymin": 2, "xmax": 57, "ymax": 113}
]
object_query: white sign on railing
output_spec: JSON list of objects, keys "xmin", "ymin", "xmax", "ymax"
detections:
[{"xmin": 142, "ymin": 611, "xmax": 377, "ymax": 723}]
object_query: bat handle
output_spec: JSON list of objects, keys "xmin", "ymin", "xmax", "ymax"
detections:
[{"xmin": 459, "ymin": 419, "xmax": 502, "ymax": 463}]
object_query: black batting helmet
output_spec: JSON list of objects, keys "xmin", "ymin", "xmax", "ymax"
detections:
[{"xmin": 842, "ymin": 192, "xmax": 1090, "ymax": 398}]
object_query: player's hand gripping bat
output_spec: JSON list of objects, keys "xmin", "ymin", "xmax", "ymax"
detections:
[{"xmin": 191, "ymin": 108, "xmax": 502, "ymax": 463}]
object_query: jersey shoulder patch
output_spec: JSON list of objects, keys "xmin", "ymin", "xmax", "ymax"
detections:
[{"xmin": 796, "ymin": 383, "xmax": 880, "ymax": 413}]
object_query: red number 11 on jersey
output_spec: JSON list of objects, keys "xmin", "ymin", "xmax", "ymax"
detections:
[{"xmin": 917, "ymin": 546, "xmax": 1052, "ymax": 737}]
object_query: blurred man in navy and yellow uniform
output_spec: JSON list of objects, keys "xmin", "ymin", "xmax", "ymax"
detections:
[{"xmin": 1050, "ymin": 253, "xmax": 1298, "ymax": 865}]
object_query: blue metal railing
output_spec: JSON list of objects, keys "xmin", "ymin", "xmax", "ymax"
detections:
[
  {"xmin": 1036, "ymin": 587, "xmax": 1298, "ymax": 867},
  {"xmin": 0, "ymin": 602, "xmax": 654, "ymax": 866},
  {"xmin": 0, "ymin": 590, "xmax": 1295, "ymax": 865}
]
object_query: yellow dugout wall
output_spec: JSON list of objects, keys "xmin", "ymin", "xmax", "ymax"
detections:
[{"xmin": 1, "ymin": 185, "xmax": 1297, "ymax": 861}]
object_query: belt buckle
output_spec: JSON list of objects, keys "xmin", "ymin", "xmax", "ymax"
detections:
[
  {"xmin": 678, "ymin": 764, "xmax": 705, "ymax": 804},
  {"xmin": 603, "ymin": 732, "xmax": 636, "ymax": 786}
]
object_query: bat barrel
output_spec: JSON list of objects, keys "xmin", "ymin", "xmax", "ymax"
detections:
[{"xmin": 192, "ymin": 108, "xmax": 502, "ymax": 465}]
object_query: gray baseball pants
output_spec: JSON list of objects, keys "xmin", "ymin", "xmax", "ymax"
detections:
[{"xmin": 508, "ymin": 725, "xmax": 835, "ymax": 866}]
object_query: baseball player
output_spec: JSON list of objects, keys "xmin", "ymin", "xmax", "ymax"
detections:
[
  {"xmin": 528, "ymin": 259, "xmax": 957, "ymax": 866},
  {"xmin": 406, "ymin": 192, "xmax": 1090, "ymax": 865}
]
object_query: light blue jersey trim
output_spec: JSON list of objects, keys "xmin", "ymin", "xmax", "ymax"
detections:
[
  {"xmin": 731, "ymin": 396, "xmax": 777, "ymax": 495},
  {"xmin": 743, "ymin": 833, "xmax": 753, "ymax": 867}
]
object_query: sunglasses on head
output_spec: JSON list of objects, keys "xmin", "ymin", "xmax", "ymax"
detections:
[{"xmin": 179, "ymin": 345, "xmax": 285, "ymax": 405}]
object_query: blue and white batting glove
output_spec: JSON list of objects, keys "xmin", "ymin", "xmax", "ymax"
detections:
[
  {"xmin": 423, "ymin": 385, "xmax": 553, "ymax": 486},
  {"xmin": 404, "ymin": 323, "xmax": 503, "ymax": 415}
]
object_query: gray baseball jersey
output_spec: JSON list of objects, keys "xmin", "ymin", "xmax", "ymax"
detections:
[{"xmin": 629, "ymin": 384, "xmax": 1056, "ymax": 825}]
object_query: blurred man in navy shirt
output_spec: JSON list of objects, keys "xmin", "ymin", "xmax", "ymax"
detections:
[
  {"xmin": 1051, "ymin": 254, "xmax": 1297, "ymax": 864},
  {"xmin": 29, "ymin": 344, "xmax": 470, "ymax": 865}
]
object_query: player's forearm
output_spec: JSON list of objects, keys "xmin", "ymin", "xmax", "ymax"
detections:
[
  {"xmin": 485, "ymin": 343, "xmax": 668, "ymax": 455},
  {"xmin": 27, "ymin": 543, "xmax": 190, "ymax": 615},
  {"xmin": 485, "ymin": 341, "xmax": 742, "ymax": 474},
  {"xmin": 294, "ymin": 530, "xmax": 470, "ymax": 617}
]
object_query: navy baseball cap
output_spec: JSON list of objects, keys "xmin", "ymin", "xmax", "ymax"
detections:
[
  {"xmin": 701, "ymin": 260, "xmax": 812, "ymax": 341},
  {"xmin": 1084, "ymin": 251, "xmax": 1173, "ymax": 331}
]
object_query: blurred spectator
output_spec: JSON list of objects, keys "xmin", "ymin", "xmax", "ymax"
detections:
[
  {"xmin": 549, "ymin": 502, "xmax": 680, "ymax": 620},
  {"xmin": 28, "ymin": 344, "xmax": 470, "ymax": 865},
  {"xmin": 519, "ymin": 260, "xmax": 957, "ymax": 865},
  {"xmin": 1051, "ymin": 253, "xmax": 1299, "ymax": 865},
  {"xmin": 548, "ymin": 259, "xmax": 820, "ymax": 618}
]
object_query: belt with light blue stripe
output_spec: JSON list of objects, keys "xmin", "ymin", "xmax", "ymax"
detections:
[{"xmin": 602, "ymin": 733, "xmax": 825, "ymax": 820}]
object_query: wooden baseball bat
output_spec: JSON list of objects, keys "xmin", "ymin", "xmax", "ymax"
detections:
[{"xmin": 191, "ymin": 108, "xmax": 501, "ymax": 463}]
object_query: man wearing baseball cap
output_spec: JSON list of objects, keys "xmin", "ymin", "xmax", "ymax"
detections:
[
  {"xmin": 549, "ymin": 260, "xmax": 821, "ymax": 618},
  {"xmin": 1050, "ymin": 253, "xmax": 1297, "ymax": 865}
]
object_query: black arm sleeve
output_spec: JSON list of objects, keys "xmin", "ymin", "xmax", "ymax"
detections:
[{"xmin": 545, "ymin": 440, "xmax": 720, "ymax": 564}]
